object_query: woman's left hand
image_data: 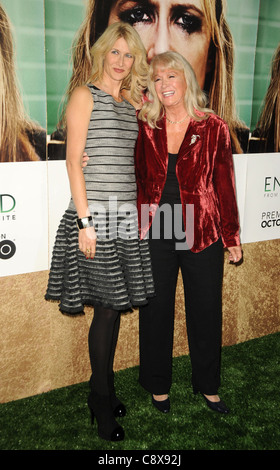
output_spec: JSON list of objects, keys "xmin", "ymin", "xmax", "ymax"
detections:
[
  {"xmin": 228, "ymin": 245, "xmax": 243, "ymax": 264},
  {"xmin": 82, "ymin": 152, "xmax": 89, "ymax": 168}
]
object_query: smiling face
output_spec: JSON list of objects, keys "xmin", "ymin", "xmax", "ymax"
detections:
[
  {"xmin": 153, "ymin": 66, "xmax": 187, "ymax": 112},
  {"xmin": 108, "ymin": 0, "xmax": 211, "ymax": 89},
  {"xmin": 103, "ymin": 37, "xmax": 135, "ymax": 83}
]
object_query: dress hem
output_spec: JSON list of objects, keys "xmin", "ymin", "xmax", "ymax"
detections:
[{"xmin": 45, "ymin": 293, "xmax": 155, "ymax": 316}]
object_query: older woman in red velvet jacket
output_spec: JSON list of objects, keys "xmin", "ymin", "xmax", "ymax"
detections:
[{"xmin": 135, "ymin": 51, "xmax": 242, "ymax": 416}]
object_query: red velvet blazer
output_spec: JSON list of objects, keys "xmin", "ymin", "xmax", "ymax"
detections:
[{"xmin": 134, "ymin": 113, "xmax": 240, "ymax": 253}]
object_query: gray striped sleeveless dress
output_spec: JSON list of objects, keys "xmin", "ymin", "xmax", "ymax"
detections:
[{"xmin": 45, "ymin": 85, "xmax": 154, "ymax": 315}]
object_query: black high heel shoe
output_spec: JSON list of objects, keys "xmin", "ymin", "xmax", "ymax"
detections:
[
  {"xmin": 88, "ymin": 392, "xmax": 125, "ymax": 441},
  {"xmin": 152, "ymin": 395, "xmax": 170, "ymax": 413},
  {"xmin": 113, "ymin": 401, "xmax": 126, "ymax": 418},
  {"xmin": 193, "ymin": 389, "xmax": 230, "ymax": 414},
  {"xmin": 108, "ymin": 372, "xmax": 126, "ymax": 418}
]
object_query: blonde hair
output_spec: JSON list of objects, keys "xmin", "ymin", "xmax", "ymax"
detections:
[
  {"xmin": 256, "ymin": 43, "xmax": 280, "ymax": 152},
  {"xmin": 0, "ymin": 5, "xmax": 41, "ymax": 162},
  {"xmin": 88, "ymin": 22, "xmax": 148, "ymax": 102},
  {"xmin": 138, "ymin": 52, "xmax": 213, "ymax": 128},
  {"xmin": 60, "ymin": 22, "xmax": 148, "ymax": 128}
]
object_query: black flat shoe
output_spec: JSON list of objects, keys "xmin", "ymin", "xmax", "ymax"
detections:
[
  {"xmin": 201, "ymin": 394, "xmax": 230, "ymax": 414},
  {"xmin": 152, "ymin": 395, "xmax": 170, "ymax": 413}
]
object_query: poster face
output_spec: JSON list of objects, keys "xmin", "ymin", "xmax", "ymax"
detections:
[{"xmin": 44, "ymin": 0, "xmax": 280, "ymax": 156}]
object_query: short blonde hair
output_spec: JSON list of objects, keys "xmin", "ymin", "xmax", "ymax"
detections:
[
  {"xmin": 89, "ymin": 22, "xmax": 148, "ymax": 104},
  {"xmin": 139, "ymin": 51, "xmax": 213, "ymax": 128}
]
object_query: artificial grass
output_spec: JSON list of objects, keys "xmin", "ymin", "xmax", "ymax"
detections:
[{"xmin": 0, "ymin": 332, "xmax": 279, "ymax": 451}]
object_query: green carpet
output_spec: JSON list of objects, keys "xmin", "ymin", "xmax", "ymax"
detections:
[{"xmin": 0, "ymin": 333, "xmax": 279, "ymax": 451}]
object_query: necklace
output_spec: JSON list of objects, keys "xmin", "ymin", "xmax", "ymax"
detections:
[{"xmin": 166, "ymin": 114, "xmax": 189, "ymax": 124}]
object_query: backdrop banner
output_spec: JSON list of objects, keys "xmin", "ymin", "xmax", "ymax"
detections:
[
  {"xmin": 240, "ymin": 153, "xmax": 280, "ymax": 243},
  {"xmin": 0, "ymin": 162, "xmax": 48, "ymax": 276}
]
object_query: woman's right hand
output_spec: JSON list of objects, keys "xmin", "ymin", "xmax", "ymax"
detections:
[
  {"xmin": 79, "ymin": 225, "xmax": 97, "ymax": 259},
  {"xmin": 228, "ymin": 245, "xmax": 243, "ymax": 264}
]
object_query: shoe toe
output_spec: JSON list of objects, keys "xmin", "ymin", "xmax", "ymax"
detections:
[
  {"xmin": 152, "ymin": 396, "xmax": 170, "ymax": 413},
  {"xmin": 114, "ymin": 403, "xmax": 126, "ymax": 418},
  {"xmin": 111, "ymin": 425, "xmax": 125, "ymax": 441},
  {"xmin": 207, "ymin": 399, "xmax": 230, "ymax": 414}
]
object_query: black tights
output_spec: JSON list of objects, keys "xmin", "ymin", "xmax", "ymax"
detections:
[{"xmin": 88, "ymin": 305, "xmax": 120, "ymax": 396}]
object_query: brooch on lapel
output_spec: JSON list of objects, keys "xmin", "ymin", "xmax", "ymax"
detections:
[{"xmin": 189, "ymin": 134, "xmax": 200, "ymax": 146}]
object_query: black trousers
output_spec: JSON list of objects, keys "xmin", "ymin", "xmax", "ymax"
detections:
[{"xmin": 139, "ymin": 236, "xmax": 224, "ymax": 396}]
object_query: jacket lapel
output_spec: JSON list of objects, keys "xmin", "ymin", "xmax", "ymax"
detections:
[
  {"xmin": 153, "ymin": 118, "xmax": 169, "ymax": 171},
  {"xmin": 177, "ymin": 119, "xmax": 204, "ymax": 163}
]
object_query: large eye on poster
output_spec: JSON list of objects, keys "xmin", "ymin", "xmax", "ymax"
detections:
[
  {"xmin": 45, "ymin": 0, "xmax": 280, "ymax": 159},
  {"xmin": 0, "ymin": 1, "xmax": 46, "ymax": 163}
]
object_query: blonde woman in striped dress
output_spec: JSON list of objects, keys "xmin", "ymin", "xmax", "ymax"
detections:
[{"xmin": 45, "ymin": 22, "xmax": 154, "ymax": 442}]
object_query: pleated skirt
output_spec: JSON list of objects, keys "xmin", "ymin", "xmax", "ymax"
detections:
[{"xmin": 45, "ymin": 209, "xmax": 155, "ymax": 315}]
